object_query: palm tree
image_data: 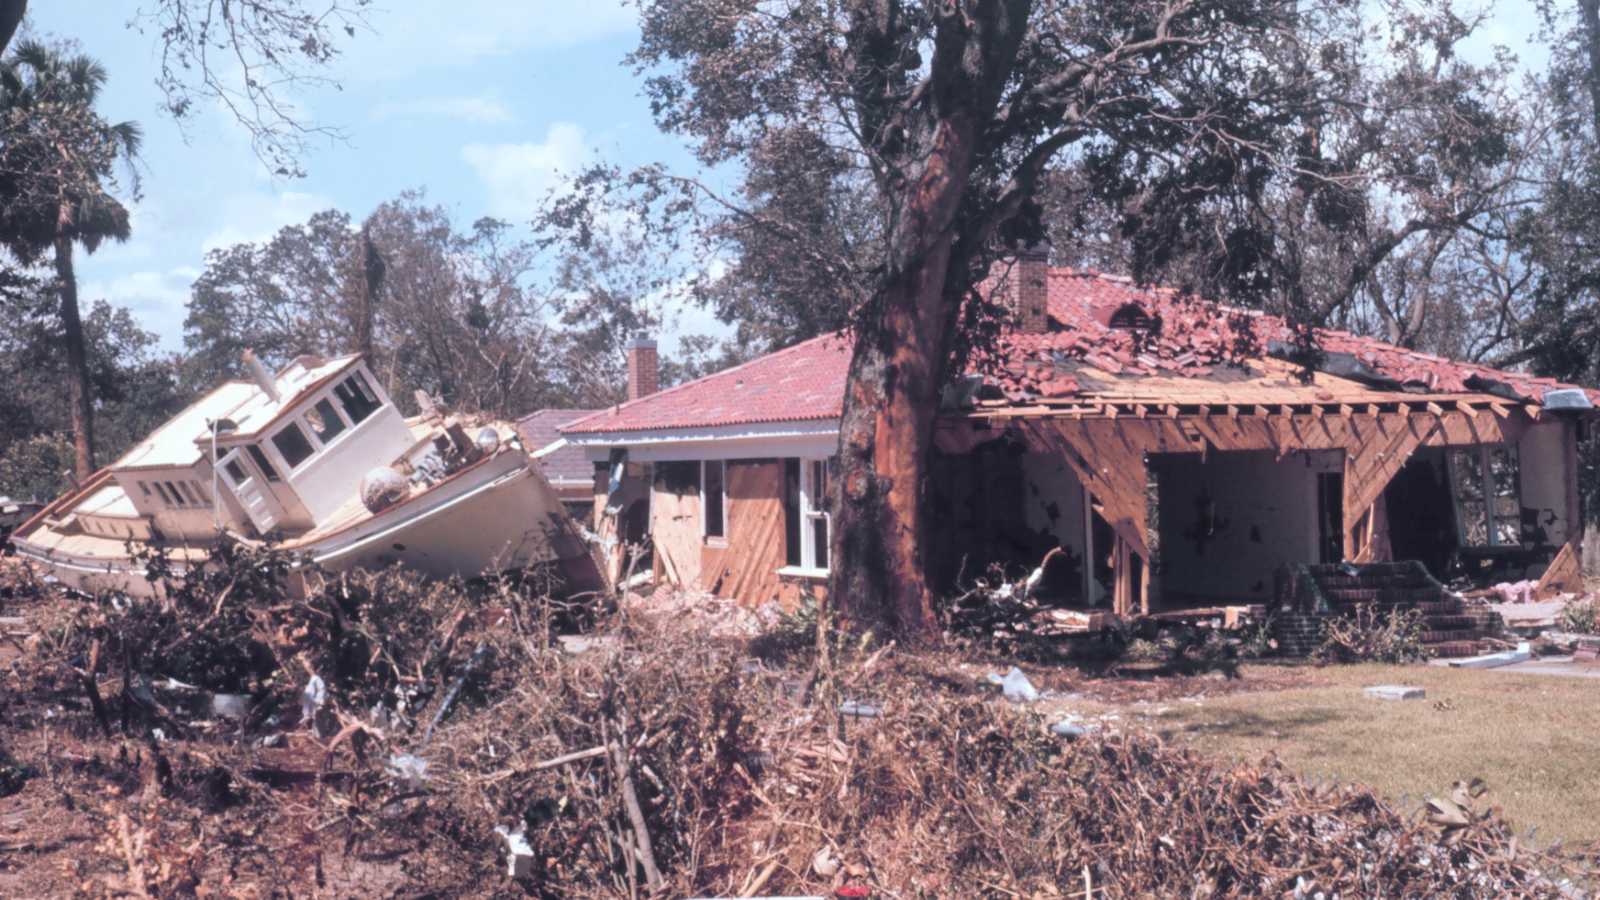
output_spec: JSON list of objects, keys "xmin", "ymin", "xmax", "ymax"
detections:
[{"xmin": 0, "ymin": 41, "xmax": 141, "ymax": 481}]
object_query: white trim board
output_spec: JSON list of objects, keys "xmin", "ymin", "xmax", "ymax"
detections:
[{"xmin": 569, "ymin": 419, "xmax": 840, "ymax": 462}]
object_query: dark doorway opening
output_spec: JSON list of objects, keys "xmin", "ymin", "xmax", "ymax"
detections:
[
  {"xmin": 1316, "ymin": 472, "xmax": 1344, "ymax": 564},
  {"xmin": 622, "ymin": 498, "xmax": 652, "ymax": 574},
  {"xmin": 1385, "ymin": 449, "xmax": 1456, "ymax": 577}
]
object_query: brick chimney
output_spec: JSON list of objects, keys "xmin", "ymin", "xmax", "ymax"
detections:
[
  {"xmin": 626, "ymin": 336, "xmax": 659, "ymax": 401},
  {"xmin": 1006, "ymin": 244, "xmax": 1051, "ymax": 333}
]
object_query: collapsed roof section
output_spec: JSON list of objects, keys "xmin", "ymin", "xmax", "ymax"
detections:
[
  {"xmin": 561, "ymin": 268, "xmax": 1598, "ymax": 438},
  {"xmin": 978, "ymin": 270, "xmax": 1600, "ymax": 410}
]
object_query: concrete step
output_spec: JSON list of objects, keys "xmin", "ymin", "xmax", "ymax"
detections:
[
  {"xmin": 1428, "ymin": 640, "xmax": 1490, "ymax": 658},
  {"xmin": 1421, "ymin": 628, "xmax": 1489, "ymax": 645}
]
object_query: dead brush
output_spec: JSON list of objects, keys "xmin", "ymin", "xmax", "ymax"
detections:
[
  {"xmin": 709, "ymin": 667, "xmax": 1581, "ymax": 898},
  {"xmin": 1313, "ymin": 601, "xmax": 1430, "ymax": 664},
  {"xmin": 5, "ymin": 546, "xmax": 1594, "ymax": 898}
]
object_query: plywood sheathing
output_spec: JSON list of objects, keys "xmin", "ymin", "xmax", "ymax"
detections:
[
  {"xmin": 704, "ymin": 461, "xmax": 790, "ymax": 607},
  {"xmin": 1535, "ymin": 542, "xmax": 1584, "ymax": 595},
  {"xmin": 1341, "ymin": 414, "xmax": 1442, "ymax": 562},
  {"xmin": 650, "ymin": 464, "xmax": 703, "ymax": 589}
]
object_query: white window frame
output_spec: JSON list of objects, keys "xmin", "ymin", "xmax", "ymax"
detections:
[
  {"xmin": 300, "ymin": 394, "xmax": 352, "ymax": 451},
  {"xmin": 701, "ymin": 459, "xmax": 727, "ymax": 542},
  {"xmin": 795, "ymin": 456, "xmax": 834, "ymax": 573},
  {"xmin": 269, "ymin": 420, "xmax": 319, "ymax": 472}
]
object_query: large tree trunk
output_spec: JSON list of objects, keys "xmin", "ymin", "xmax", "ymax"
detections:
[
  {"xmin": 54, "ymin": 230, "xmax": 96, "ymax": 481},
  {"xmin": 827, "ymin": 122, "xmax": 978, "ymax": 640},
  {"xmin": 1581, "ymin": 0, "xmax": 1600, "ymax": 141},
  {"xmin": 0, "ymin": 0, "xmax": 25, "ymax": 58}
]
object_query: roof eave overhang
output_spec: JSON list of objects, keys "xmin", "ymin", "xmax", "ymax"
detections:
[{"xmin": 564, "ymin": 418, "xmax": 841, "ymax": 462}]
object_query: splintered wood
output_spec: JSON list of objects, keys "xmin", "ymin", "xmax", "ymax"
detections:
[
  {"xmin": 651, "ymin": 464, "xmax": 704, "ymax": 589},
  {"xmin": 1006, "ymin": 403, "xmax": 1542, "ymax": 616}
]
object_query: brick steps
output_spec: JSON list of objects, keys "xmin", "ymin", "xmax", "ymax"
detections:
[{"xmin": 1279, "ymin": 561, "xmax": 1504, "ymax": 659}]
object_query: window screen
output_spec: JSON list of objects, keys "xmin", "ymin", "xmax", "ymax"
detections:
[
  {"xmin": 271, "ymin": 422, "xmax": 317, "ymax": 470},
  {"xmin": 784, "ymin": 459, "xmax": 802, "ymax": 567},
  {"xmin": 223, "ymin": 458, "xmax": 249, "ymax": 485},
  {"xmin": 305, "ymin": 398, "xmax": 347, "ymax": 444}
]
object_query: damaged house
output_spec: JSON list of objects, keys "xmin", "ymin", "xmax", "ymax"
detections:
[{"xmin": 561, "ymin": 257, "xmax": 1597, "ymax": 653}]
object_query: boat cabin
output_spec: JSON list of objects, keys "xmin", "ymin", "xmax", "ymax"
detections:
[{"xmin": 97, "ymin": 354, "xmax": 408, "ymax": 542}]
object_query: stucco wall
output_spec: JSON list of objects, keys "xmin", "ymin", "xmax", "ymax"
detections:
[
  {"xmin": 1152, "ymin": 449, "xmax": 1342, "ymax": 603},
  {"xmin": 1020, "ymin": 452, "xmax": 1087, "ymax": 556},
  {"xmin": 1516, "ymin": 420, "xmax": 1571, "ymax": 549}
]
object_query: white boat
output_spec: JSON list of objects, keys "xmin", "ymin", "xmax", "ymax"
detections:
[{"xmin": 10, "ymin": 352, "xmax": 600, "ymax": 597}]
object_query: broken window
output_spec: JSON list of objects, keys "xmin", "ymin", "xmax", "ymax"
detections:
[
  {"xmin": 271, "ymin": 424, "xmax": 316, "ymax": 470},
  {"xmin": 333, "ymin": 372, "xmax": 382, "ymax": 425},
  {"xmin": 1448, "ymin": 445, "xmax": 1521, "ymax": 548},
  {"xmin": 247, "ymin": 445, "xmax": 282, "ymax": 482},
  {"xmin": 304, "ymin": 398, "xmax": 347, "ymax": 444},
  {"xmin": 702, "ymin": 460, "xmax": 725, "ymax": 539}
]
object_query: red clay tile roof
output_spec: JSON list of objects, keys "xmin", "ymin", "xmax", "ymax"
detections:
[
  {"xmin": 561, "ymin": 269, "xmax": 1597, "ymax": 436},
  {"xmin": 988, "ymin": 271, "xmax": 1600, "ymax": 405},
  {"xmin": 515, "ymin": 408, "xmax": 603, "ymax": 482},
  {"xmin": 560, "ymin": 334, "xmax": 853, "ymax": 434}
]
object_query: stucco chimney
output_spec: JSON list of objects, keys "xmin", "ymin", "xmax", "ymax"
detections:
[
  {"xmin": 1007, "ymin": 245, "xmax": 1051, "ymax": 333},
  {"xmin": 626, "ymin": 336, "xmax": 659, "ymax": 401}
]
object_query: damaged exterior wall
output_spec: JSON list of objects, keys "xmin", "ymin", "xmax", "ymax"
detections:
[
  {"xmin": 1151, "ymin": 450, "xmax": 1342, "ymax": 605},
  {"xmin": 1519, "ymin": 421, "xmax": 1574, "ymax": 549},
  {"xmin": 650, "ymin": 461, "xmax": 704, "ymax": 589}
]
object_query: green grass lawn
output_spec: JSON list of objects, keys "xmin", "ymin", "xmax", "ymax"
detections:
[{"xmin": 1149, "ymin": 662, "xmax": 1600, "ymax": 847}]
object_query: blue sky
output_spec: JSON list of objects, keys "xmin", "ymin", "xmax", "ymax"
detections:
[
  {"xmin": 22, "ymin": 2, "xmax": 1546, "ymax": 358},
  {"xmin": 23, "ymin": 1, "xmax": 727, "ymax": 355}
]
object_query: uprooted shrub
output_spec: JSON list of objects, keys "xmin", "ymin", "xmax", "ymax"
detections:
[{"xmin": 1313, "ymin": 602, "xmax": 1430, "ymax": 664}]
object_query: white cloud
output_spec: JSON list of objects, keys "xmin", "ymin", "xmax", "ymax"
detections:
[
  {"xmin": 370, "ymin": 95, "xmax": 515, "ymax": 124},
  {"xmin": 339, "ymin": 1, "xmax": 636, "ymax": 81},
  {"xmin": 461, "ymin": 122, "xmax": 590, "ymax": 219},
  {"xmin": 200, "ymin": 191, "xmax": 335, "ymax": 254},
  {"xmin": 80, "ymin": 266, "xmax": 203, "ymax": 347}
]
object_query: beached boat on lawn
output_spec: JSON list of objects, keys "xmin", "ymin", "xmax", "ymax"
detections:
[{"xmin": 10, "ymin": 352, "xmax": 599, "ymax": 597}]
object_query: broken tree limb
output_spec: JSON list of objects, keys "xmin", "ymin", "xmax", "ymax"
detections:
[
  {"xmin": 609, "ymin": 726, "xmax": 664, "ymax": 892},
  {"xmin": 534, "ymin": 744, "xmax": 610, "ymax": 770},
  {"xmin": 75, "ymin": 638, "xmax": 111, "ymax": 738}
]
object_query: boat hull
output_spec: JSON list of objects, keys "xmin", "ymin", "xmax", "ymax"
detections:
[
  {"xmin": 13, "ymin": 451, "xmax": 601, "ymax": 598},
  {"xmin": 300, "ymin": 450, "xmax": 600, "ymax": 588}
]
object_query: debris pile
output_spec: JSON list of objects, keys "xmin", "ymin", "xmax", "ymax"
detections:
[{"xmin": 0, "ymin": 546, "xmax": 1593, "ymax": 896}]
